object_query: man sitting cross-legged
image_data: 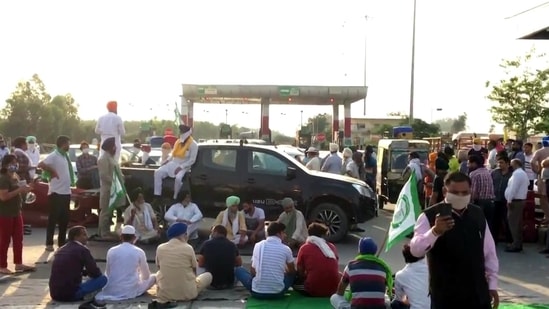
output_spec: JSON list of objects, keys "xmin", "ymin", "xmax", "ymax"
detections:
[
  {"xmin": 96, "ymin": 225, "xmax": 156, "ymax": 302},
  {"xmin": 197, "ymin": 225, "xmax": 242, "ymax": 290},
  {"xmin": 49, "ymin": 226, "xmax": 107, "ymax": 307}
]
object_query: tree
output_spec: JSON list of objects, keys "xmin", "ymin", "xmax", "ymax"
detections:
[
  {"xmin": 307, "ymin": 113, "xmax": 332, "ymax": 141},
  {"xmin": 400, "ymin": 117, "xmax": 440, "ymax": 138},
  {"xmin": 486, "ymin": 49, "xmax": 549, "ymax": 140},
  {"xmin": 372, "ymin": 124, "xmax": 394, "ymax": 136},
  {"xmin": 451, "ymin": 113, "xmax": 467, "ymax": 133}
]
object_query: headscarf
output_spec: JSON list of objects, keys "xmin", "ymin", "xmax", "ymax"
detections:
[
  {"xmin": 167, "ymin": 223, "xmax": 188, "ymax": 239},
  {"xmin": 101, "ymin": 137, "xmax": 116, "ymax": 151},
  {"xmin": 226, "ymin": 195, "xmax": 240, "ymax": 208},
  {"xmin": 542, "ymin": 136, "xmax": 549, "ymax": 148},
  {"xmin": 358, "ymin": 237, "xmax": 377, "ymax": 254},
  {"xmin": 106, "ymin": 101, "xmax": 117, "ymax": 113},
  {"xmin": 26, "ymin": 136, "xmax": 37, "ymax": 143},
  {"xmin": 329, "ymin": 143, "xmax": 338, "ymax": 152}
]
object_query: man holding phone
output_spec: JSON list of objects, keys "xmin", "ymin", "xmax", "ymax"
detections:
[{"xmin": 410, "ymin": 172, "xmax": 499, "ymax": 309}]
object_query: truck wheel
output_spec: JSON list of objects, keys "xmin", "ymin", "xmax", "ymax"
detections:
[{"xmin": 309, "ymin": 203, "xmax": 349, "ymax": 243}]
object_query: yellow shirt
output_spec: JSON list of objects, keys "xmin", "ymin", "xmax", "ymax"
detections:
[{"xmin": 156, "ymin": 238, "xmax": 198, "ymax": 302}]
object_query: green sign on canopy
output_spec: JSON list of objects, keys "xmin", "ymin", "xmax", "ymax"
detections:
[{"xmin": 279, "ymin": 86, "xmax": 300, "ymax": 97}]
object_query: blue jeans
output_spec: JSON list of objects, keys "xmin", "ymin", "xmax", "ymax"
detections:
[
  {"xmin": 234, "ymin": 267, "xmax": 295, "ymax": 299},
  {"xmin": 73, "ymin": 275, "xmax": 108, "ymax": 301}
]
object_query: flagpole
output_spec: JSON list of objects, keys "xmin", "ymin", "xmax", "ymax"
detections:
[{"xmin": 376, "ymin": 229, "xmax": 390, "ymax": 257}]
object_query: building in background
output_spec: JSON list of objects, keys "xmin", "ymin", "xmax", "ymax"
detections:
[{"xmin": 344, "ymin": 117, "xmax": 403, "ymax": 146}]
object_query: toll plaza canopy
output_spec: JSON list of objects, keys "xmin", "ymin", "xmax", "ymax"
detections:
[{"xmin": 180, "ymin": 84, "xmax": 367, "ymax": 144}]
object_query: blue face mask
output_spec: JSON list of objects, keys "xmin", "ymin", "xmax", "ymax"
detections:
[{"xmin": 7, "ymin": 164, "xmax": 18, "ymax": 172}]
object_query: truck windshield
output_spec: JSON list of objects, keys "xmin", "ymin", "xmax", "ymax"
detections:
[{"xmin": 390, "ymin": 150, "xmax": 428, "ymax": 170}]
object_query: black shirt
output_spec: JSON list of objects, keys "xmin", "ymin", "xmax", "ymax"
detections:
[
  {"xmin": 199, "ymin": 236, "xmax": 239, "ymax": 289},
  {"xmin": 432, "ymin": 174, "xmax": 445, "ymax": 204}
]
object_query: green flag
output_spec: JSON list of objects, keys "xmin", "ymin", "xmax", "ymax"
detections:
[
  {"xmin": 109, "ymin": 169, "xmax": 126, "ymax": 212},
  {"xmin": 174, "ymin": 101, "xmax": 181, "ymax": 126},
  {"xmin": 385, "ymin": 172, "xmax": 421, "ymax": 252}
]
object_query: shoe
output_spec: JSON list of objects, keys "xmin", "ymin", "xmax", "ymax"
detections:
[
  {"xmin": 539, "ymin": 249, "xmax": 549, "ymax": 254},
  {"xmin": 78, "ymin": 299, "xmax": 106, "ymax": 309},
  {"xmin": 45, "ymin": 245, "xmax": 54, "ymax": 252},
  {"xmin": 505, "ymin": 247, "xmax": 523, "ymax": 253}
]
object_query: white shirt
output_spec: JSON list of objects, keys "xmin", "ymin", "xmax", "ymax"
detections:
[
  {"xmin": 524, "ymin": 153, "xmax": 536, "ymax": 180},
  {"xmin": 164, "ymin": 202, "xmax": 203, "ymax": 226},
  {"xmin": 96, "ymin": 242, "xmax": 151, "ymax": 301},
  {"xmin": 251, "ymin": 236, "xmax": 294, "ymax": 294},
  {"xmin": 42, "ymin": 151, "xmax": 72, "ymax": 195},
  {"xmin": 505, "ymin": 168, "xmax": 529, "ymax": 201},
  {"xmin": 305, "ymin": 156, "xmax": 321, "ymax": 171},
  {"xmin": 488, "ymin": 149, "xmax": 498, "ymax": 169},
  {"xmin": 394, "ymin": 259, "xmax": 431, "ymax": 309},
  {"xmin": 26, "ymin": 147, "xmax": 40, "ymax": 166},
  {"xmin": 95, "ymin": 112, "xmax": 126, "ymax": 144}
]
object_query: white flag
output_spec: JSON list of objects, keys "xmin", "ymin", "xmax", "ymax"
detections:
[{"xmin": 385, "ymin": 172, "xmax": 422, "ymax": 252}]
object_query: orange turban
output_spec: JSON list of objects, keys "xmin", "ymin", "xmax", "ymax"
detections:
[{"xmin": 106, "ymin": 101, "xmax": 117, "ymax": 112}]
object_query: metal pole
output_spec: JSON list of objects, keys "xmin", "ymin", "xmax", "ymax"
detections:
[
  {"xmin": 225, "ymin": 109, "xmax": 228, "ymax": 124},
  {"xmin": 300, "ymin": 110, "xmax": 303, "ymax": 127},
  {"xmin": 363, "ymin": 15, "xmax": 369, "ymax": 116},
  {"xmin": 408, "ymin": 0, "xmax": 417, "ymax": 125}
]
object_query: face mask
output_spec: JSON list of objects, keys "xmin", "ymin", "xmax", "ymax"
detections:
[
  {"xmin": 180, "ymin": 129, "xmax": 192, "ymax": 141},
  {"xmin": 473, "ymin": 145, "xmax": 481, "ymax": 151},
  {"xmin": 82, "ymin": 148, "xmax": 89, "ymax": 154},
  {"xmin": 445, "ymin": 193, "xmax": 470, "ymax": 210},
  {"xmin": 8, "ymin": 164, "xmax": 18, "ymax": 172}
]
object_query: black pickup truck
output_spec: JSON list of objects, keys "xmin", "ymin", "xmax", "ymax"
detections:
[{"xmin": 121, "ymin": 142, "xmax": 377, "ymax": 242}]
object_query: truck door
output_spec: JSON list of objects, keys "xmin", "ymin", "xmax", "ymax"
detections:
[
  {"xmin": 240, "ymin": 148, "xmax": 303, "ymax": 221},
  {"xmin": 190, "ymin": 146, "xmax": 245, "ymax": 218}
]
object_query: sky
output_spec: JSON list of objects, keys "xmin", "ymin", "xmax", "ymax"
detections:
[{"xmin": 0, "ymin": 0, "xmax": 548, "ymax": 136}]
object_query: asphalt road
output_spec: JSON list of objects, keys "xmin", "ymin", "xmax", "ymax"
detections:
[{"xmin": 1, "ymin": 206, "xmax": 548, "ymax": 308}]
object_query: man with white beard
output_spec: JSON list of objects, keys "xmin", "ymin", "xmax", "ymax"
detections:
[
  {"xmin": 95, "ymin": 101, "xmax": 126, "ymax": 163},
  {"xmin": 153, "ymin": 124, "xmax": 198, "ymax": 201}
]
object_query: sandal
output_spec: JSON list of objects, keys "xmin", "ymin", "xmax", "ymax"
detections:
[
  {"xmin": 15, "ymin": 264, "xmax": 36, "ymax": 273},
  {"xmin": 0, "ymin": 268, "xmax": 13, "ymax": 275}
]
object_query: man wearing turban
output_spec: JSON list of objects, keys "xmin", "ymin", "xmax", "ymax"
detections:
[
  {"xmin": 212, "ymin": 196, "xmax": 247, "ymax": 246},
  {"xmin": 97, "ymin": 137, "xmax": 124, "ymax": 240},
  {"xmin": 153, "ymin": 124, "xmax": 198, "ymax": 201},
  {"xmin": 95, "ymin": 101, "xmax": 126, "ymax": 162}
]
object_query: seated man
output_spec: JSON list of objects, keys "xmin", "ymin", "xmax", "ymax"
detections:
[
  {"xmin": 197, "ymin": 225, "xmax": 242, "ymax": 290},
  {"xmin": 242, "ymin": 200, "xmax": 266, "ymax": 244},
  {"xmin": 164, "ymin": 190, "xmax": 203, "ymax": 240},
  {"xmin": 294, "ymin": 223, "xmax": 340, "ymax": 297},
  {"xmin": 123, "ymin": 188, "xmax": 160, "ymax": 243},
  {"xmin": 331, "ymin": 237, "xmax": 392, "ymax": 309},
  {"xmin": 277, "ymin": 197, "xmax": 308, "ymax": 249},
  {"xmin": 392, "ymin": 244, "xmax": 430, "ymax": 309},
  {"xmin": 213, "ymin": 196, "xmax": 247, "ymax": 246},
  {"xmin": 153, "ymin": 124, "xmax": 198, "ymax": 201},
  {"xmin": 235, "ymin": 222, "xmax": 296, "ymax": 299},
  {"xmin": 153, "ymin": 223, "xmax": 212, "ymax": 306},
  {"xmin": 49, "ymin": 226, "xmax": 107, "ymax": 304},
  {"xmin": 96, "ymin": 225, "xmax": 156, "ymax": 301}
]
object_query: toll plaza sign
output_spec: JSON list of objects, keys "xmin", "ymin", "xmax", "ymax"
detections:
[
  {"xmin": 278, "ymin": 86, "xmax": 300, "ymax": 97},
  {"xmin": 197, "ymin": 86, "xmax": 218, "ymax": 95}
]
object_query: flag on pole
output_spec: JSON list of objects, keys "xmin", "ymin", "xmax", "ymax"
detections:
[
  {"xmin": 109, "ymin": 170, "xmax": 126, "ymax": 212},
  {"xmin": 174, "ymin": 101, "xmax": 182, "ymax": 126},
  {"xmin": 385, "ymin": 172, "xmax": 422, "ymax": 252}
]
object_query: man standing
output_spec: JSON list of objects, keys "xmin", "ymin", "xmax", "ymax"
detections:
[
  {"xmin": 321, "ymin": 143, "xmax": 343, "ymax": 174},
  {"xmin": 468, "ymin": 155, "xmax": 496, "ymax": 236},
  {"xmin": 491, "ymin": 155, "xmax": 513, "ymax": 245},
  {"xmin": 277, "ymin": 198, "xmax": 308, "ymax": 249},
  {"xmin": 49, "ymin": 226, "xmax": 107, "ymax": 303},
  {"xmin": 213, "ymin": 196, "xmax": 247, "ymax": 246},
  {"xmin": 97, "ymin": 137, "xmax": 124, "ymax": 240},
  {"xmin": 504, "ymin": 159, "xmax": 529, "ymax": 253},
  {"xmin": 410, "ymin": 172, "xmax": 499, "ymax": 309},
  {"xmin": 26, "ymin": 136, "xmax": 40, "ymax": 179},
  {"xmin": 530, "ymin": 136, "xmax": 549, "ymax": 223},
  {"xmin": 164, "ymin": 190, "xmax": 203, "ymax": 240},
  {"xmin": 38, "ymin": 135, "xmax": 75, "ymax": 252},
  {"xmin": 95, "ymin": 101, "xmax": 125, "ymax": 162},
  {"xmin": 197, "ymin": 225, "xmax": 242, "ymax": 290},
  {"xmin": 0, "ymin": 135, "xmax": 9, "ymax": 162},
  {"xmin": 242, "ymin": 200, "xmax": 266, "ymax": 244},
  {"xmin": 487, "ymin": 141, "xmax": 498, "ymax": 170},
  {"xmin": 12, "ymin": 136, "xmax": 34, "ymax": 183},
  {"xmin": 96, "ymin": 225, "xmax": 156, "ymax": 301},
  {"xmin": 305, "ymin": 148, "xmax": 321, "ymax": 171},
  {"xmin": 468, "ymin": 138, "xmax": 489, "ymax": 160},
  {"xmin": 153, "ymin": 124, "xmax": 198, "ymax": 201},
  {"xmin": 510, "ymin": 140, "xmax": 526, "ymax": 164},
  {"xmin": 523, "ymin": 142, "xmax": 536, "ymax": 190}
]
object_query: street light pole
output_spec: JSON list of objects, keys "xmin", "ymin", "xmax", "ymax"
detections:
[
  {"xmin": 300, "ymin": 110, "xmax": 303, "ymax": 127},
  {"xmin": 408, "ymin": 0, "xmax": 417, "ymax": 125},
  {"xmin": 363, "ymin": 15, "xmax": 369, "ymax": 116},
  {"xmin": 225, "ymin": 109, "xmax": 228, "ymax": 124}
]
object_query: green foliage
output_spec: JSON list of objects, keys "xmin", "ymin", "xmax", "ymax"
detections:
[
  {"xmin": 371, "ymin": 124, "xmax": 394, "ymax": 135},
  {"xmin": 434, "ymin": 113, "xmax": 467, "ymax": 133},
  {"xmin": 486, "ymin": 49, "xmax": 549, "ymax": 140}
]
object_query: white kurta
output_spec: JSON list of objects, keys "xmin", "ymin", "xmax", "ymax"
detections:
[
  {"xmin": 96, "ymin": 242, "xmax": 156, "ymax": 301},
  {"xmin": 154, "ymin": 140, "xmax": 198, "ymax": 199},
  {"xmin": 95, "ymin": 112, "xmax": 126, "ymax": 162},
  {"xmin": 26, "ymin": 148, "xmax": 40, "ymax": 179},
  {"xmin": 164, "ymin": 202, "xmax": 203, "ymax": 238}
]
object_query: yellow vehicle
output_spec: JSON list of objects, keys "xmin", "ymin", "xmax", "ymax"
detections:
[{"xmin": 376, "ymin": 139, "xmax": 430, "ymax": 205}]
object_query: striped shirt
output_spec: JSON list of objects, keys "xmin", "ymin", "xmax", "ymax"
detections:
[
  {"xmin": 342, "ymin": 259, "xmax": 387, "ymax": 308},
  {"xmin": 251, "ymin": 236, "xmax": 294, "ymax": 294},
  {"xmin": 469, "ymin": 167, "xmax": 495, "ymax": 200}
]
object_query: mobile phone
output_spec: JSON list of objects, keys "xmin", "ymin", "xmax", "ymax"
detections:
[{"xmin": 438, "ymin": 203, "xmax": 453, "ymax": 217}]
